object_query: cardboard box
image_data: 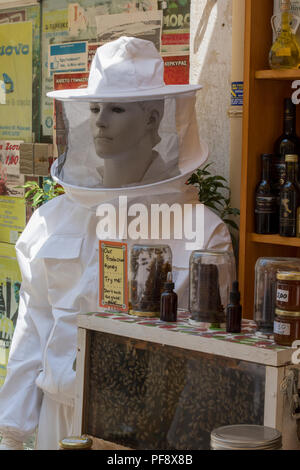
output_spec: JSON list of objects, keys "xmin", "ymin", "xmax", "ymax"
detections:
[
  {"xmin": 34, "ymin": 143, "xmax": 53, "ymax": 176},
  {"xmin": 20, "ymin": 143, "xmax": 54, "ymax": 176},
  {"xmin": 19, "ymin": 143, "xmax": 34, "ymax": 175}
]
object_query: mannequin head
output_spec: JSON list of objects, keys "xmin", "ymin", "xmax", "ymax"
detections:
[{"xmin": 89, "ymin": 100, "xmax": 164, "ymax": 159}]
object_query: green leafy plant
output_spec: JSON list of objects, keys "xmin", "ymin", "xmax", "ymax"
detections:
[
  {"xmin": 20, "ymin": 178, "xmax": 65, "ymax": 209},
  {"xmin": 186, "ymin": 163, "xmax": 240, "ymax": 232}
]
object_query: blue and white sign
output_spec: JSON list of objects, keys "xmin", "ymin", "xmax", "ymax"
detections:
[
  {"xmin": 48, "ymin": 41, "xmax": 88, "ymax": 77},
  {"xmin": 231, "ymin": 81, "xmax": 243, "ymax": 107}
]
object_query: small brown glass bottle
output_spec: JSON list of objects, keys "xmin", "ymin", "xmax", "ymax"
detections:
[
  {"xmin": 160, "ymin": 272, "xmax": 177, "ymax": 322},
  {"xmin": 226, "ymin": 281, "xmax": 242, "ymax": 333}
]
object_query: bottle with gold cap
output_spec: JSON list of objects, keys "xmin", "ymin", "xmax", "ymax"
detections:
[{"xmin": 279, "ymin": 154, "xmax": 300, "ymax": 237}]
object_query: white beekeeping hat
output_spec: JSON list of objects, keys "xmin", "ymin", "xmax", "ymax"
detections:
[
  {"xmin": 48, "ymin": 36, "xmax": 208, "ymax": 198},
  {"xmin": 47, "ymin": 36, "xmax": 201, "ymax": 102}
]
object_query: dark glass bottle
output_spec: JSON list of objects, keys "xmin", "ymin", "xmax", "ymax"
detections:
[
  {"xmin": 273, "ymin": 98, "xmax": 300, "ymax": 192},
  {"xmin": 279, "ymin": 154, "xmax": 300, "ymax": 237},
  {"xmin": 226, "ymin": 281, "xmax": 242, "ymax": 334},
  {"xmin": 255, "ymin": 154, "xmax": 278, "ymax": 234},
  {"xmin": 160, "ymin": 272, "xmax": 177, "ymax": 322}
]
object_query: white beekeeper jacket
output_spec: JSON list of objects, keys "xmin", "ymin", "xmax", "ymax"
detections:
[{"xmin": 0, "ymin": 37, "xmax": 233, "ymax": 448}]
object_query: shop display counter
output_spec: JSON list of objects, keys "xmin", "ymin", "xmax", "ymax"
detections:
[{"xmin": 74, "ymin": 311, "xmax": 300, "ymax": 450}]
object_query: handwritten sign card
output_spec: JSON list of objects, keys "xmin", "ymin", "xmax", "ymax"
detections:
[{"xmin": 99, "ymin": 240, "xmax": 128, "ymax": 312}]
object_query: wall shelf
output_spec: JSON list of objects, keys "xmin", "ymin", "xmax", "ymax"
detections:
[
  {"xmin": 249, "ymin": 233, "xmax": 300, "ymax": 247},
  {"xmin": 239, "ymin": 0, "xmax": 300, "ymax": 318},
  {"xmin": 255, "ymin": 69, "xmax": 300, "ymax": 80}
]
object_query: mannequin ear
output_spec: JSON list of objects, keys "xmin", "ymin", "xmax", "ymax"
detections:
[{"xmin": 146, "ymin": 108, "xmax": 160, "ymax": 129}]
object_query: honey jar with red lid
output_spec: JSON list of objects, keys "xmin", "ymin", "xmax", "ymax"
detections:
[
  {"xmin": 273, "ymin": 308, "xmax": 300, "ymax": 346},
  {"xmin": 276, "ymin": 271, "xmax": 300, "ymax": 311}
]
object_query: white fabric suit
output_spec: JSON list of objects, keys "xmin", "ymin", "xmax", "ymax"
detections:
[
  {"xmin": 0, "ymin": 174, "xmax": 232, "ymax": 449},
  {"xmin": 0, "ymin": 37, "xmax": 233, "ymax": 449}
]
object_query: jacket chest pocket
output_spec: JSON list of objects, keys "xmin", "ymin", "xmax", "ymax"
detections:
[{"xmin": 36, "ymin": 235, "xmax": 84, "ymax": 310}]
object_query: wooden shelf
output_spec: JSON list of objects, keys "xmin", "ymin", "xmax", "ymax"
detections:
[
  {"xmin": 249, "ymin": 233, "xmax": 300, "ymax": 247},
  {"xmin": 239, "ymin": 0, "xmax": 300, "ymax": 319},
  {"xmin": 255, "ymin": 69, "xmax": 300, "ymax": 80}
]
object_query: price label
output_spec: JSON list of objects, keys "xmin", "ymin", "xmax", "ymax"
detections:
[
  {"xmin": 274, "ymin": 320, "xmax": 290, "ymax": 336},
  {"xmin": 276, "ymin": 289, "xmax": 289, "ymax": 303},
  {"xmin": 276, "ymin": 47, "xmax": 291, "ymax": 57}
]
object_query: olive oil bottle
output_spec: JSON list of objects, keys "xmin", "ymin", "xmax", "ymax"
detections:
[{"xmin": 269, "ymin": 0, "xmax": 300, "ymax": 70}]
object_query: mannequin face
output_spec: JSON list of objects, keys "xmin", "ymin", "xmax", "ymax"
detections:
[{"xmin": 89, "ymin": 102, "xmax": 151, "ymax": 158}]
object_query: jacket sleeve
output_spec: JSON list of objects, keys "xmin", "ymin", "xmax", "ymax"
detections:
[{"xmin": 0, "ymin": 210, "xmax": 52, "ymax": 440}]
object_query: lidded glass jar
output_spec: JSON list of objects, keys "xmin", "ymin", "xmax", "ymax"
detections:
[
  {"xmin": 189, "ymin": 250, "xmax": 236, "ymax": 326},
  {"xmin": 129, "ymin": 244, "xmax": 172, "ymax": 317},
  {"xmin": 274, "ymin": 308, "xmax": 300, "ymax": 346},
  {"xmin": 210, "ymin": 425, "xmax": 282, "ymax": 450},
  {"xmin": 59, "ymin": 435, "xmax": 93, "ymax": 450},
  {"xmin": 254, "ymin": 258, "xmax": 300, "ymax": 336},
  {"xmin": 276, "ymin": 271, "xmax": 300, "ymax": 311}
]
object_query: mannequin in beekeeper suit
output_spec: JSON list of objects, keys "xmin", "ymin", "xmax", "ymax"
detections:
[{"xmin": 0, "ymin": 37, "xmax": 233, "ymax": 450}]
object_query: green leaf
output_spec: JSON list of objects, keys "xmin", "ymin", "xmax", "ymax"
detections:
[
  {"xmin": 18, "ymin": 178, "xmax": 65, "ymax": 209},
  {"xmin": 224, "ymin": 208, "xmax": 240, "ymax": 216},
  {"xmin": 23, "ymin": 181, "xmax": 38, "ymax": 186},
  {"xmin": 223, "ymin": 219, "xmax": 239, "ymax": 230},
  {"xmin": 203, "ymin": 202, "xmax": 221, "ymax": 212},
  {"xmin": 24, "ymin": 189, "xmax": 39, "ymax": 199},
  {"xmin": 188, "ymin": 163, "xmax": 240, "ymax": 235},
  {"xmin": 55, "ymin": 187, "xmax": 65, "ymax": 194},
  {"xmin": 32, "ymin": 193, "xmax": 44, "ymax": 204},
  {"xmin": 212, "ymin": 175, "xmax": 228, "ymax": 182}
]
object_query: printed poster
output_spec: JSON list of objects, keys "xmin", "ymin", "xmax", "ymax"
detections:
[
  {"xmin": 0, "ymin": 21, "xmax": 32, "ymax": 142},
  {"xmin": 0, "ymin": 10, "xmax": 26, "ymax": 24},
  {"xmin": 88, "ymin": 42, "xmax": 101, "ymax": 70},
  {"xmin": 48, "ymin": 41, "xmax": 88, "ymax": 77},
  {"xmin": 163, "ymin": 53, "xmax": 189, "ymax": 84},
  {"xmin": 95, "ymin": 11, "xmax": 162, "ymax": 51},
  {"xmin": 42, "ymin": 6, "xmax": 69, "ymax": 135},
  {"xmin": 68, "ymin": 2, "xmax": 88, "ymax": 36},
  {"xmin": 0, "ymin": 242, "xmax": 21, "ymax": 387},
  {"xmin": 41, "ymin": 0, "xmax": 158, "ymax": 136},
  {"xmin": 53, "ymin": 71, "xmax": 89, "ymax": 157},
  {"xmin": 0, "ymin": 5, "xmax": 41, "ymax": 142},
  {"xmin": 160, "ymin": 0, "xmax": 190, "ymax": 54},
  {"xmin": 0, "ymin": 196, "xmax": 26, "ymax": 245},
  {"xmin": 231, "ymin": 81, "xmax": 244, "ymax": 107},
  {"xmin": 0, "ymin": 140, "xmax": 24, "ymax": 197}
]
